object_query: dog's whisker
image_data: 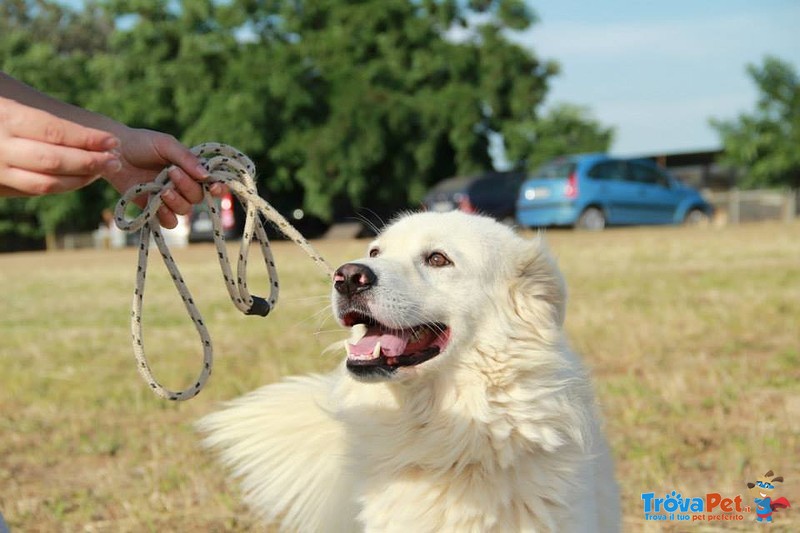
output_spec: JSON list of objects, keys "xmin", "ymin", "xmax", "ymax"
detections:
[
  {"xmin": 289, "ymin": 305, "xmax": 335, "ymax": 331},
  {"xmin": 352, "ymin": 208, "xmax": 386, "ymax": 236}
]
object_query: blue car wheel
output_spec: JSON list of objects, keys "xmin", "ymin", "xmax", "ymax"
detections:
[
  {"xmin": 576, "ymin": 207, "xmax": 606, "ymax": 231},
  {"xmin": 683, "ymin": 208, "xmax": 709, "ymax": 225}
]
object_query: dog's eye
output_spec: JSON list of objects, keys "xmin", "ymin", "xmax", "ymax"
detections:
[
  {"xmin": 369, "ymin": 248, "xmax": 379, "ymax": 258},
  {"xmin": 425, "ymin": 251, "xmax": 452, "ymax": 267}
]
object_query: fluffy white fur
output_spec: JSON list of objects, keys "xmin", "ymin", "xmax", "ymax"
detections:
[{"xmin": 198, "ymin": 211, "xmax": 620, "ymax": 532}]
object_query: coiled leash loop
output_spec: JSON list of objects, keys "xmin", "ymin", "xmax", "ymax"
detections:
[{"xmin": 114, "ymin": 143, "xmax": 333, "ymax": 401}]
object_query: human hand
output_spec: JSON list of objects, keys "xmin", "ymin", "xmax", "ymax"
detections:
[
  {"xmin": 0, "ymin": 96, "xmax": 226, "ymax": 228},
  {"xmin": 0, "ymin": 96, "xmax": 121, "ymax": 196},
  {"xmin": 105, "ymin": 126, "xmax": 226, "ymax": 228}
]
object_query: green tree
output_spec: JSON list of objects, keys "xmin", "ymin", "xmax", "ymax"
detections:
[
  {"xmin": 258, "ymin": 0, "xmax": 559, "ymax": 218},
  {"xmin": 2, "ymin": 0, "xmax": 601, "ymax": 241},
  {"xmin": 504, "ymin": 103, "xmax": 614, "ymax": 171},
  {"xmin": 85, "ymin": 0, "xmax": 560, "ymax": 219},
  {"xmin": 0, "ymin": 0, "xmax": 114, "ymax": 246},
  {"xmin": 84, "ymin": 0, "xmax": 304, "ymax": 209},
  {"xmin": 711, "ymin": 56, "xmax": 800, "ymax": 189}
]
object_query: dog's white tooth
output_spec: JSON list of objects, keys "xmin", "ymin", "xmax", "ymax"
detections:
[
  {"xmin": 350, "ymin": 323, "xmax": 367, "ymax": 343},
  {"xmin": 373, "ymin": 341, "xmax": 381, "ymax": 358}
]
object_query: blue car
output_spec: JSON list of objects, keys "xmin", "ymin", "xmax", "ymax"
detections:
[{"xmin": 516, "ymin": 154, "xmax": 713, "ymax": 230}]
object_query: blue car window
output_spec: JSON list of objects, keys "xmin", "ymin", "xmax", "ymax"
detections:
[
  {"xmin": 628, "ymin": 162, "xmax": 670, "ymax": 187},
  {"xmin": 588, "ymin": 161, "xmax": 626, "ymax": 181},
  {"xmin": 532, "ymin": 161, "xmax": 576, "ymax": 179}
]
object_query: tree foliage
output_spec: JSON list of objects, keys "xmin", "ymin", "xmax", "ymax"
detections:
[
  {"xmin": 711, "ymin": 56, "xmax": 800, "ymax": 189},
  {"xmin": 505, "ymin": 103, "xmax": 614, "ymax": 171},
  {"xmin": 1, "ymin": 0, "xmax": 611, "ymax": 240}
]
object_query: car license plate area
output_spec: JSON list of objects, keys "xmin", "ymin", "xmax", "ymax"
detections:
[
  {"xmin": 533, "ymin": 187, "xmax": 551, "ymax": 199},
  {"xmin": 525, "ymin": 187, "xmax": 551, "ymax": 201},
  {"xmin": 193, "ymin": 217, "xmax": 213, "ymax": 232},
  {"xmin": 431, "ymin": 201, "xmax": 455, "ymax": 212}
]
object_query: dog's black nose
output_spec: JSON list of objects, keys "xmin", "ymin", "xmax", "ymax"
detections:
[{"xmin": 333, "ymin": 263, "xmax": 377, "ymax": 297}]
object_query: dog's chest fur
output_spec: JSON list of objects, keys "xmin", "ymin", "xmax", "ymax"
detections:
[{"xmin": 335, "ymin": 344, "xmax": 592, "ymax": 532}]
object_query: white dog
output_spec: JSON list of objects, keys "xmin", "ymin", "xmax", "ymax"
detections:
[{"xmin": 198, "ymin": 211, "xmax": 620, "ymax": 532}]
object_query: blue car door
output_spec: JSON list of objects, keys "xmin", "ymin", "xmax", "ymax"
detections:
[
  {"xmin": 584, "ymin": 160, "xmax": 634, "ymax": 224},
  {"xmin": 627, "ymin": 161, "xmax": 682, "ymax": 224}
]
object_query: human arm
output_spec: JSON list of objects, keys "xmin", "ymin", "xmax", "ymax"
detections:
[{"xmin": 0, "ymin": 73, "xmax": 222, "ymax": 227}]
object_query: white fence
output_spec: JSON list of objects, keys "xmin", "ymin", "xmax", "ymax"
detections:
[{"xmin": 703, "ymin": 189, "xmax": 798, "ymax": 225}]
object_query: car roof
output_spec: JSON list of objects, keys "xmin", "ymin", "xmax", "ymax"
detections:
[
  {"xmin": 558, "ymin": 152, "xmax": 608, "ymax": 164},
  {"xmin": 539, "ymin": 154, "xmax": 679, "ymax": 172},
  {"xmin": 546, "ymin": 153, "xmax": 668, "ymax": 165}
]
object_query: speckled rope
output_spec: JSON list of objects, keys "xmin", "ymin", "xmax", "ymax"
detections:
[{"xmin": 114, "ymin": 143, "xmax": 333, "ymax": 401}]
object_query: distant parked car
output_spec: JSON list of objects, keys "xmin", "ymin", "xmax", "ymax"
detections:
[
  {"xmin": 516, "ymin": 154, "xmax": 713, "ymax": 230},
  {"xmin": 422, "ymin": 171, "xmax": 525, "ymax": 223},
  {"xmin": 189, "ymin": 192, "xmax": 329, "ymax": 242},
  {"xmin": 189, "ymin": 192, "xmax": 239, "ymax": 242}
]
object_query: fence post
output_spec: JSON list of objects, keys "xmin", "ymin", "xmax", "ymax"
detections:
[{"xmin": 728, "ymin": 188, "xmax": 740, "ymax": 224}]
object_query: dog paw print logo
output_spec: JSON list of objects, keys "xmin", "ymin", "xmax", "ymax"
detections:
[{"xmin": 747, "ymin": 470, "xmax": 791, "ymax": 523}]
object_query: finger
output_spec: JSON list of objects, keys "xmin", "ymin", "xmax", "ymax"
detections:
[
  {"xmin": 160, "ymin": 188, "xmax": 192, "ymax": 216},
  {"xmin": 1, "ymin": 138, "xmax": 121, "ymax": 176},
  {"xmin": 128, "ymin": 191, "xmax": 179, "ymax": 229},
  {"xmin": 167, "ymin": 166, "xmax": 203, "ymax": 204},
  {"xmin": 0, "ymin": 166, "xmax": 99, "ymax": 195},
  {"xmin": 209, "ymin": 182, "xmax": 228, "ymax": 198},
  {"xmin": 154, "ymin": 134, "xmax": 210, "ymax": 181},
  {"xmin": 156, "ymin": 205, "xmax": 178, "ymax": 229},
  {"xmin": 2, "ymin": 99, "xmax": 119, "ymax": 151}
]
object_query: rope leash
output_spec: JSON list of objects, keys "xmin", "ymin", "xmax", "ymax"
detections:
[{"xmin": 114, "ymin": 143, "xmax": 333, "ymax": 401}]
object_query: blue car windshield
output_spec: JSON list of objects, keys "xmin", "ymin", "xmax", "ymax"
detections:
[{"xmin": 532, "ymin": 161, "xmax": 576, "ymax": 179}]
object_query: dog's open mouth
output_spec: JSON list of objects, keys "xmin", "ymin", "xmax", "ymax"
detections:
[{"xmin": 342, "ymin": 311, "xmax": 450, "ymax": 375}]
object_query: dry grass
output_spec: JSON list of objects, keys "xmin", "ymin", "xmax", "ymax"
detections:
[{"xmin": 0, "ymin": 221, "xmax": 798, "ymax": 532}]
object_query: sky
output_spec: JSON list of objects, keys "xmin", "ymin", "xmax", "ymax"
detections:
[{"xmin": 514, "ymin": 0, "xmax": 800, "ymax": 156}]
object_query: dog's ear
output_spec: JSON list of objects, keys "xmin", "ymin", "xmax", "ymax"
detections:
[
  {"xmin": 765, "ymin": 470, "xmax": 774, "ymax": 477},
  {"xmin": 772, "ymin": 476, "xmax": 784, "ymax": 483},
  {"xmin": 508, "ymin": 235, "xmax": 567, "ymax": 330},
  {"xmin": 747, "ymin": 482, "xmax": 755, "ymax": 489}
]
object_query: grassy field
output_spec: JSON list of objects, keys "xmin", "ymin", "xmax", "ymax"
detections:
[{"xmin": 1, "ymin": 221, "xmax": 798, "ymax": 532}]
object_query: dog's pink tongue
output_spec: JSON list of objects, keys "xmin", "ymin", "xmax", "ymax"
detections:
[{"xmin": 349, "ymin": 326, "xmax": 408, "ymax": 358}]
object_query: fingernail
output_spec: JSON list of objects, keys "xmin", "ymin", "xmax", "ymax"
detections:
[
  {"xmin": 104, "ymin": 158, "xmax": 122, "ymax": 173},
  {"xmin": 103, "ymin": 137, "xmax": 120, "ymax": 150},
  {"xmin": 162, "ymin": 189, "xmax": 176, "ymax": 201},
  {"xmin": 210, "ymin": 183, "xmax": 223, "ymax": 195},
  {"xmin": 194, "ymin": 163, "xmax": 210, "ymax": 179}
]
